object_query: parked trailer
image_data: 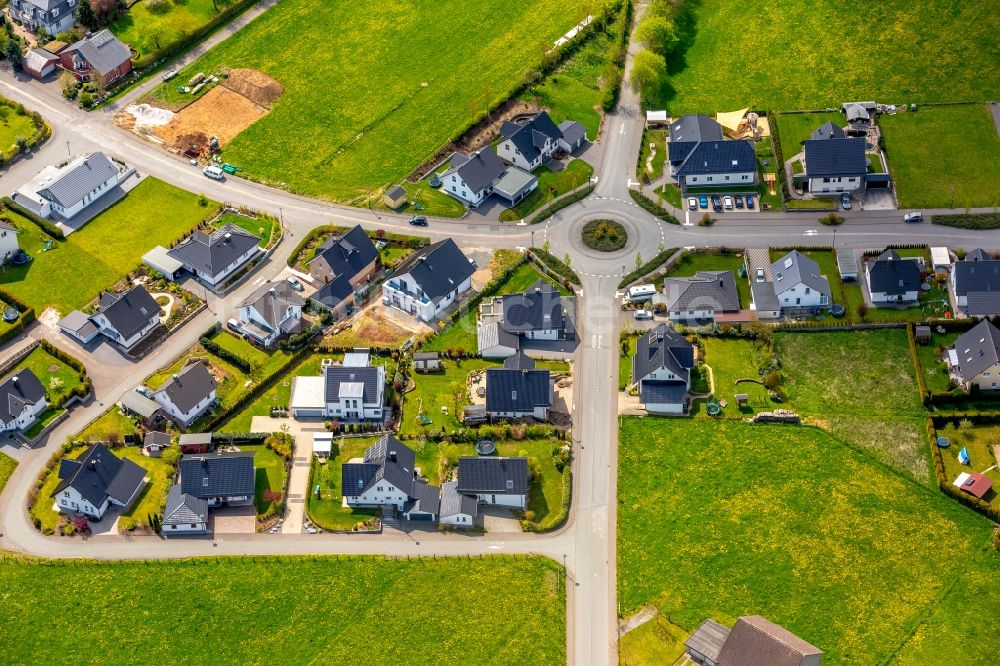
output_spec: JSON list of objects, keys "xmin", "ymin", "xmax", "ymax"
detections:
[{"xmin": 626, "ymin": 284, "xmax": 657, "ymax": 303}]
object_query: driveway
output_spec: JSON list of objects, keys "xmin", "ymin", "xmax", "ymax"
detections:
[
  {"xmin": 210, "ymin": 505, "xmax": 256, "ymax": 534},
  {"xmin": 480, "ymin": 505, "xmax": 522, "ymax": 533},
  {"xmin": 250, "ymin": 415, "xmax": 326, "ymax": 534},
  {"xmin": 862, "ymin": 188, "xmax": 897, "ymax": 211}
]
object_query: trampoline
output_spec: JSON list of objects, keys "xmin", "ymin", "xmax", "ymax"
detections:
[
  {"xmin": 10, "ymin": 250, "xmax": 31, "ymax": 266},
  {"xmin": 829, "ymin": 304, "xmax": 846, "ymax": 318},
  {"xmin": 706, "ymin": 402, "xmax": 721, "ymax": 416},
  {"xmin": 2, "ymin": 308, "xmax": 17, "ymax": 322},
  {"xmin": 936, "ymin": 437, "xmax": 950, "ymax": 448},
  {"xmin": 428, "ymin": 176, "xmax": 442, "ymax": 188},
  {"xmin": 476, "ymin": 439, "xmax": 496, "ymax": 455}
]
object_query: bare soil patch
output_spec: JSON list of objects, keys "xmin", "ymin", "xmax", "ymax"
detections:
[
  {"xmin": 222, "ymin": 68, "xmax": 284, "ymax": 108},
  {"xmin": 153, "ymin": 85, "xmax": 269, "ymax": 151}
]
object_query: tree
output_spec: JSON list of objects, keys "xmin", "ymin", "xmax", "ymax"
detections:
[
  {"xmin": 635, "ymin": 253, "xmax": 642, "ymax": 270},
  {"xmin": 563, "ymin": 253, "xmax": 571, "ymax": 268},
  {"xmin": 764, "ymin": 370, "xmax": 781, "ymax": 390},
  {"xmin": 77, "ymin": 0, "xmax": 98, "ymax": 30},
  {"xmin": 630, "ymin": 50, "xmax": 666, "ymax": 97},
  {"xmin": 448, "ymin": 381, "xmax": 464, "ymax": 417},
  {"xmin": 856, "ymin": 303, "xmax": 869, "ymax": 319},
  {"xmin": 635, "ymin": 15, "xmax": 678, "ymax": 56}
]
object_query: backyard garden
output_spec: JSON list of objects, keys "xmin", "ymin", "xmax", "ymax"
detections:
[{"xmin": 618, "ymin": 418, "xmax": 1000, "ymax": 665}]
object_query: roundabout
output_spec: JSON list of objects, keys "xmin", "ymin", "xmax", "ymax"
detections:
[{"xmin": 581, "ymin": 219, "xmax": 628, "ymax": 252}]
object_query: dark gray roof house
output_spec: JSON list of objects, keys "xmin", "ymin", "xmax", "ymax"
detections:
[
  {"xmin": 663, "ymin": 271, "xmax": 741, "ymax": 314},
  {"xmin": 558, "ymin": 119, "xmax": 587, "ymax": 147},
  {"xmin": 716, "ymin": 615, "xmax": 823, "ymax": 666},
  {"xmin": 0, "ymin": 368, "xmax": 47, "ymax": 426},
  {"xmin": 8, "ymin": 0, "xmax": 75, "ymax": 37},
  {"xmin": 404, "ymin": 480, "xmax": 441, "ymax": 518},
  {"xmin": 500, "ymin": 111, "xmax": 564, "ymax": 163},
  {"xmin": 53, "ymin": 443, "xmax": 147, "ymax": 510},
  {"xmin": 667, "ymin": 114, "xmax": 724, "ymax": 164},
  {"xmin": 950, "ymin": 320, "xmax": 1000, "ymax": 383},
  {"xmin": 393, "ymin": 239, "xmax": 476, "ymax": 303},
  {"xmin": 484, "ymin": 366, "xmax": 552, "ymax": 415},
  {"xmin": 163, "ymin": 483, "xmax": 209, "ymax": 528},
  {"xmin": 685, "ymin": 618, "xmax": 731, "ymax": 665},
  {"xmin": 143, "ymin": 431, "xmax": 171, "ymax": 449},
  {"xmin": 155, "ymin": 360, "xmax": 218, "ymax": 415},
  {"xmin": 342, "ymin": 435, "xmax": 420, "ymax": 497},
  {"xmin": 167, "ymin": 224, "xmax": 260, "ymax": 281},
  {"xmin": 803, "ymin": 137, "xmax": 867, "ymax": 178},
  {"xmin": 239, "ymin": 281, "xmax": 304, "ymax": 331},
  {"xmin": 503, "ymin": 351, "xmax": 536, "ymax": 370},
  {"xmin": 324, "ymin": 365, "xmax": 382, "ymax": 404},
  {"xmin": 953, "ymin": 251, "xmax": 1000, "ymax": 315},
  {"xmin": 809, "ymin": 121, "xmax": 846, "ymax": 141},
  {"xmin": 867, "ymin": 250, "xmax": 921, "ymax": 296},
  {"xmin": 501, "ymin": 280, "xmax": 564, "ymax": 334},
  {"xmin": 95, "ymin": 284, "xmax": 160, "ymax": 342},
  {"xmin": 632, "ymin": 325, "xmax": 694, "ymax": 384},
  {"xmin": 311, "ymin": 274, "xmax": 354, "ymax": 312},
  {"xmin": 179, "ymin": 451, "xmax": 256, "ymax": 501},
  {"xmin": 771, "ymin": 250, "xmax": 831, "ymax": 300},
  {"xmin": 309, "ymin": 225, "xmax": 379, "ymax": 283},
  {"xmin": 440, "ymin": 480, "xmax": 478, "ymax": 520},
  {"xmin": 36, "ymin": 152, "xmax": 120, "ymax": 210},
  {"xmin": 445, "ymin": 149, "xmax": 506, "ymax": 195},
  {"xmin": 456, "ymin": 456, "xmax": 529, "ymax": 496},
  {"xmin": 675, "ymin": 140, "xmax": 756, "ymax": 178},
  {"xmin": 966, "ymin": 248, "xmax": 992, "ymax": 262}
]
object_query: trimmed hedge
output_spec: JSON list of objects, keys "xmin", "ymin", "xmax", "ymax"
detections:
[
  {"xmin": 2, "ymin": 197, "xmax": 64, "ymax": 240},
  {"xmin": 528, "ymin": 248, "xmax": 580, "ymax": 286},
  {"xmin": 628, "ymin": 189, "xmax": 680, "ymax": 224},
  {"xmin": 530, "ymin": 184, "xmax": 594, "ymax": 225},
  {"xmin": 927, "ymin": 416, "xmax": 1000, "ymax": 523},
  {"xmin": 0, "ymin": 286, "xmax": 36, "ymax": 347},
  {"xmin": 766, "ymin": 110, "xmax": 789, "ymax": 204},
  {"xmin": 600, "ymin": 0, "xmax": 632, "ymax": 112},
  {"xmin": 287, "ymin": 224, "xmax": 348, "ymax": 268},
  {"xmin": 932, "ymin": 213, "xmax": 1000, "ymax": 230},
  {"xmin": 199, "ymin": 334, "xmax": 253, "ymax": 374},
  {"xmin": 618, "ymin": 247, "xmax": 676, "ymax": 288}
]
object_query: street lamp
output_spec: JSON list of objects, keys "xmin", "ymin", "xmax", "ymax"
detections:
[{"xmin": 66, "ymin": 141, "xmax": 71, "ymax": 157}]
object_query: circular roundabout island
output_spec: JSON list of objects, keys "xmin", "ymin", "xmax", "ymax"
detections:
[{"xmin": 581, "ymin": 219, "xmax": 628, "ymax": 252}]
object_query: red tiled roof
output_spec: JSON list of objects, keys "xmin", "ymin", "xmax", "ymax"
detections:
[{"xmin": 959, "ymin": 472, "xmax": 993, "ymax": 499}]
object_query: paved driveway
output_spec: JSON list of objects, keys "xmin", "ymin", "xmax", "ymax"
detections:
[
  {"xmin": 480, "ymin": 506, "xmax": 522, "ymax": 533},
  {"xmin": 210, "ymin": 505, "xmax": 256, "ymax": 534}
]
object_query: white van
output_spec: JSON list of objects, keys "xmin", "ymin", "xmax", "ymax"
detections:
[
  {"xmin": 627, "ymin": 284, "xmax": 657, "ymax": 303},
  {"xmin": 203, "ymin": 165, "xmax": 225, "ymax": 180}
]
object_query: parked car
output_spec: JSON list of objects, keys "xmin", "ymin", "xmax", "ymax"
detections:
[
  {"xmin": 285, "ymin": 277, "xmax": 304, "ymax": 292},
  {"xmin": 226, "ymin": 318, "xmax": 243, "ymax": 334},
  {"xmin": 203, "ymin": 165, "xmax": 225, "ymax": 180},
  {"xmin": 633, "ymin": 309, "xmax": 653, "ymax": 320},
  {"xmin": 754, "ymin": 268, "xmax": 766, "ymax": 282},
  {"xmin": 698, "ymin": 196, "xmax": 709, "ymax": 210},
  {"xmin": 745, "ymin": 195, "xmax": 755, "ymax": 209},
  {"xmin": 711, "ymin": 195, "xmax": 723, "ymax": 212},
  {"xmin": 735, "ymin": 194, "xmax": 744, "ymax": 209},
  {"xmin": 723, "ymin": 196, "xmax": 734, "ymax": 211},
  {"xmin": 409, "ymin": 215, "xmax": 428, "ymax": 226},
  {"xmin": 904, "ymin": 212, "xmax": 923, "ymax": 223},
  {"xmin": 841, "ymin": 193, "xmax": 852, "ymax": 210},
  {"xmin": 687, "ymin": 198, "xmax": 698, "ymax": 211}
]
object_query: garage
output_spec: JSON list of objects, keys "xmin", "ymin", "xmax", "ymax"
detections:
[{"xmin": 290, "ymin": 376, "xmax": 325, "ymax": 418}]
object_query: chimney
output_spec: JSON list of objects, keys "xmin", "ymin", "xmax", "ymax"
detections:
[
  {"xmin": 224, "ymin": 232, "xmax": 232, "ymax": 241},
  {"xmin": 389, "ymin": 450, "xmax": 397, "ymax": 462}
]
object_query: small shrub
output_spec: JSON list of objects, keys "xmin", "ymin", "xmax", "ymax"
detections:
[
  {"xmin": 699, "ymin": 213, "xmax": 714, "ymax": 226},
  {"xmin": 856, "ymin": 303, "xmax": 869, "ymax": 319},
  {"xmin": 819, "ymin": 212, "xmax": 845, "ymax": 226}
]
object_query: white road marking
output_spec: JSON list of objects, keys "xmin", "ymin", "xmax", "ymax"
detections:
[
  {"xmin": 619, "ymin": 124, "xmax": 625, "ymax": 135},
  {"xmin": 804, "ymin": 229, "xmax": 819, "ymax": 236},
  {"xmin": 592, "ymin": 334, "xmax": 597, "ymax": 348}
]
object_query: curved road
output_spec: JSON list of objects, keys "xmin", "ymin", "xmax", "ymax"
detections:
[{"xmin": 0, "ymin": 17, "xmax": 998, "ymax": 666}]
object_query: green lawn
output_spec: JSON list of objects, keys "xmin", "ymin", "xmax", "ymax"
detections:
[
  {"xmin": 773, "ymin": 112, "xmax": 844, "ymax": 157},
  {"xmin": 619, "ymin": 615, "xmax": 689, "ymax": 666},
  {"xmin": 934, "ymin": 421, "xmax": 1000, "ymax": 514},
  {"xmin": 212, "ymin": 213, "xmax": 273, "ymax": 247},
  {"xmin": 0, "ymin": 451, "xmax": 15, "ymax": 496},
  {"xmin": 307, "ymin": 437, "xmax": 380, "ymax": 531},
  {"xmin": 637, "ymin": 128, "xmax": 666, "ymax": 182},
  {"xmin": 9, "ymin": 346, "xmax": 85, "ymax": 408},
  {"xmin": 618, "ymin": 418, "xmax": 1000, "ymax": 665},
  {"xmin": 880, "ymin": 105, "xmax": 1000, "ymax": 208},
  {"xmin": 663, "ymin": 252, "xmax": 749, "ymax": 308},
  {"xmin": 0, "ymin": 554, "xmax": 566, "ymax": 664},
  {"xmin": 498, "ymin": 160, "xmax": 593, "ymax": 221},
  {"xmin": 402, "ymin": 358, "xmax": 495, "ymax": 437},
  {"xmin": 1, "ymin": 178, "xmax": 214, "ymax": 314},
  {"xmin": 380, "ymin": 173, "xmax": 468, "ymax": 218},
  {"xmin": 652, "ymin": 0, "xmax": 1000, "ymax": 113},
  {"xmin": 754, "ymin": 136, "xmax": 782, "ymax": 209},
  {"xmin": 914, "ymin": 330, "xmax": 960, "ymax": 393},
  {"xmin": 22, "ymin": 407, "xmax": 65, "ymax": 439},
  {"xmin": 0, "ymin": 102, "xmax": 38, "ymax": 157},
  {"xmin": 205, "ymin": 328, "xmax": 292, "ymax": 381},
  {"xmin": 700, "ymin": 337, "xmax": 772, "ymax": 412},
  {"xmin": 146, "ymin": 0, "xmax": 597, "ymax": 203},
  {"xmin": 117, "ymin": 446, "xmax": 175, "ymax": 531},
  {"xmin": 241, "ymin": 443, "xmax": 286, "ymax": 515},
  {"xmin": 75, "ymin": 407, "xmax": 141, "ymax": 443},
  {"xmin": 775, "ymin": 330, "xmax": 929, "ymax": 481},
  {"xmin": 110, "ymin": 0, "xmax": 240, "ymax": 59},
  {"xmin": 618, "ymin": 333, "xmax": 637, "ymax": 390}
]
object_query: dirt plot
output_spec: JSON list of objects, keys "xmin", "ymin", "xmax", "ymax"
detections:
[{"xmin": 154, "ymin": 85, "xmax": 269, "ymax": 149}]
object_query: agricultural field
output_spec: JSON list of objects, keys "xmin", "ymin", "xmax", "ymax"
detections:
[
  {"xmin": 880, "ymin": 105, "xmax": 1000, "ymax": 208},
  {"xmin": 775, "ymin": 329, "xmax": 929, "ymax": 481},
  {"xmin": 662, "ymin": 252, "xmax": 750, "ymax": 308},
  {"xmin": 145, "ymin": 0, "xmax": 599, "ymax": 202},
  {"xmin": 0, "ymin": 179, "xmax": 214, "ymax": 314},
  {"xmin": 618, "ymin": 418, "xmax": 1000, "ymax": 665},
  {"xmin": 651, "ymin": 0, "xmax": 1000, "ymax": 113},
  {"xmin": 0, "ymin": 554, "xmax": 566, "ymax": 664},
  {"xmin": 110, "ymin": 0, "xmax": 244, "ymax": 59}
]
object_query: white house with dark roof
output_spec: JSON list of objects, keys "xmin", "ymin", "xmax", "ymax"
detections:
[
  {"xmin": 88, "ymin": 284, "xmax": 161, "ymax": 350},
  {"xmin": 631, "ymin": 325, "xmax": 694, "ymax": 415},
  {"xmin": 865, "ymin": 250, "xmax": 921, "ymax": 304},
  {"xmin": 456, "ymin": 456, "xmax": 528, "ymax": 509},
  {"xmin": 179, "ymin": 451, "xmax": 255, "ymax": 507},
  {"xmin": 948, "ymin": 319, "xmax": 1000, "ymax": 391},
  {"xmin": 663, "ymin": 270, "xmax": 741, "ymax": 322},
  {"xmin": 382, "ymin": 239, "xmax": 476, "ymax": 322},
  {"xmin": 7, "ymin": 0, "xmax": 76, "ymax": 37},
  {"xmin": 769, "ymin": 250, "xmax": 831, "ymax": 311},
  {"xmin": 951, "ymin": 249, "xmax": 1000, "ymax": 316},
  {"xmin": 12, "ymin": 152, "xmax": 126, "ymax": 222},
  {"xmin": 667, "ymin": 115, "xmax": 755, "ymax": 188},
  {"xmin": 802, "ymin": 122, "xmax": 867, "ymax": 194},
  {"xmin": 341, "ymin": 436, "xmax": 437, "ymax": 514},
  {"xmin": 0, "ymin": 221, "xmax": 21, "ymax": 265},
  {"xmin": 484, "ymin": 353, "xmax": 553, "ymax": 421},
  {"xmin": 438, "ymin": 480, "xmax": 478, "ymax": 527},
  {"xmin": 0, "ymin": 368, "xmax": 48, "ymax": 433},
  {"xmin": 442, "ymin": 148, "xmax": 506, "ymax": 207},
  {"xmin": 167, "ymin": 224, "xmax": 261, "ymax": 288},
  {"xmin": 153, "ymin": 360, "xmax": 218, "ymax": 428},
  {"xmin": 237, "ymin": 281, "xmax": 304, "ymax": 347},
  {"xmin": 497, "ymin": 111, "xmax": 587, "ymax": 172},
  {"xmin": 162, "ymin": 484, "xmax": 209, "ymax": 535},
  {"xmin": 52, "ymin": 443, "xmax": 147, "ymax": 520},
  {"xmin": 289, "ymin": 354, "xmax": 386, "ymax": 420},
  {"xmin": 477, "ymin": 279, "xmax": 567, "ymax": 357}
]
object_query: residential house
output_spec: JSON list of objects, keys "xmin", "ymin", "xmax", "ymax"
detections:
[
  {"xmin": 484, "ymin": 353, "xmax": 553, "ymax": 421},
  {"xmin": 88, "ymin": 284, "xmax": 161, "ymax": 350},
  {"xmin": 667, "ymin": 115, "xmax": 724, "ymax": 174},
  {"xmin": 0, "ymin": 368, "xmax": 48, "ymax": 433},
  {"xmin": 843, "ymin": 101, "xmax": 876, "ymax": 135},
  {"xmin": 117, "ymin": 389, "xmax": 165, "ymax": 428},
  {"xmin": 178, "ymin": 451, "xmax": 255, "ymax": 507},
  {"xmin": 947, "ymin": 319, "xmax": 1000, "ymax": 391},
  {"xmin": 477, "ymin": 279, "xmax": 568, "ymax": 357},
  {"xmin": 667, "ymin": 115, "xmax": 755, "ymax": 188},
  {"xmin": 663, "ymin": 271, "xmax": 741, "ymax": 322},
  {"xmin": 803, "ymin": 124, "xmax": 867, "ymax": 194},
  {"xmin": 441, "ymin": 148, "xmax": 506, "ymax": 207},
  {"xmin": 23, "ymin": 48, "xmax": 61, "ymax": 79},
  {"xmin": 167, "ymin": 224, "xmax": 261, "ymax": 288},
  {"xmin": 631, "ymin": 324, "xmax": 695, "ymax": 415},
  {"xmin": 402, "ymin": 481, "xmax": 440, "ymax": 522},
  {"xmin": 142, "ymin": 431, "xmax": 171, "ymax": 457},
  {"xmin": 686, "ymin": 615, "xmax": 823, "ymax": 666},
  {"xmin": 179, "ymin": 432, "xmax": 212, "ymax": 454},
  {"xmin": 290, "ymin": 354, "xmax": 385, "ymax": 420},
  {"xmin": 162, "ymin": 483, "xmax": 209, "ymax": 535},
  {"xmin": 456, "ymin": 456, "xmax": 529, "ymax": 509},
  {"xmin": 865, "ymin": 250, "xmax": 921, "ymax": 304},
  {"xmin": 0, "ymin": 221, "xmax": 20, "ymax": 265},
  {"xmin": 60, "ymin": 30, "xmax": 133, "ymax": 86},
  {"xmin": 951, "ymin": 249, "xmax": 1000, "ymax": 316},
  {"xmin": 769, "ymin": 250, "xmax": 831, "ymax": 311},
  {"xmin": 382, "ymin": 239, "xmax": 476, "ymax": 322},
  {"xmin": 12, "ymin": 152, "xmax": 125, "ymax": 221},
  {"xmin": 307, "ymin": 225, "xmax": 380, "ymax": 288},
  {"xmin": 237, "ymin": 281, "xmax": 305, "ymax": 347},
  {"xmin": 496, "ymin": 111, "xmax": 586, "ymax": 172},
  {"xmin": 153, "ymin": 360, "xmax": 218, "ymax": 428},
  {"xmin": 412, "ymin": 352, "xmax": 441, "ymax": 372},
  {"xmin": 52, "ymin": 443, "xmax": 147, "ymax": 520},
  {"xmin": 341, "ymin": 436, "xmax": 434, "ymax": 513},
  {"xmin": 438, "ymin": 480, "xmax": 478, "ymax": 527},
  {"xmin": 8, "ymin": 0, "xmax": 76, "ymax": 38}
]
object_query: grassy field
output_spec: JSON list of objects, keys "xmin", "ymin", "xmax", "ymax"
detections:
[
  {"xmin": 307, "ymin": 437, "xmax": 381, "ymax": 530},
  {"xmin": 241, "ymin": 443, "xmax": 286, "ymax": 514},
  {"xmin": 0, "ymin": 102, "xmax": 38, "ymax": 156},
  {"xmin": 7, "ymin": 346, "xmax": 85, "ymax": 408},
  {"xmin": 205, "ymin": 328, "xmax": 292, "ymax": 380},
  {"xmin": 498, "ymin": 160, "xmax": 593, "ymax": 221},
  {"xmin": 619, "ymin": 615, "xmax": 689, "ymax": 666},
  {"xmin": 0, "ymin": 554, "xmax": 565, "ymax": 664},
  {"xmin": 663, "ymin": 252, "xmax": 749, "ymax": 308},
  {"xmin": 211, "ymin": 212, "xmax": 273, "ymax": 247},
  {"xmin": 652, "ymin": 0, "xmax": 1000, "ymax": 113},
  {"xmin": 0, "ymin": 179, "xmax": 213, "ymax": 314},
  {"xmin": 934, "ymin": 420, "xmax": 1000, "ymax": 512},
  {"xmin": 618, "ymin": 418, "xmax": 1000, "ymax": 665},
  {"xmin": 146, "ymin": 0, "xmax": 597, "ymax": 202},
  {"xmin": 914, "ymin": 330, "xmax": 960, "ymax": 393},
  {"xmin": 110, "ymin": 0, "xmax": 240, "ymax": 59},
  {"xmin": 880, "ymin": 105, "xmax": 1000, "ymax": 208},
  {"xmin": 701, "ymin": 337, "xmax": 771, "ymax": 412},
  {"xmin": 0, "ymin": 451, "xmax": 15, "ymax": 495},
  {"xmin": 774, "ymin": 112, "xmax": 844, "ymax": 156},
  {"xmin": 75, "ymin": 407, "xmax": 142, "ymax": 443},
  {"xmin": 775, "ymin": 329, "xmax": 929, "ymax": 481}
]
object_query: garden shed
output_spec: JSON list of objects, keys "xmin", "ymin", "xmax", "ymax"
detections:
[
  {"xmin": 313, "ymin": 432, "xmax": 333, "ymax": 458},
  {"xmin": 382, "ymin": 185, "xmax": 407, "ymax": 209},
  {"xmin": 915, "ymin": 325, "xmax": 931, "ymax": 344},
  {"xmin": 931, "ymin": 247, "xmax": 951, "ymax": 273},
  {"xmin": 836, "ymin": 248, "xmax": 859, "ymax": 281},
  {"xmin": 645, "ymin": 110, "xmax": 668, "ymax": 127}
]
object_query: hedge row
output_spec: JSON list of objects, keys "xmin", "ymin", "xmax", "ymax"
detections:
[
  {"xmin": 618, "ymin": 247, "xmax": 676, "ymax": 289},
  {"xmin": 530, "ymin": 184, "xmax": 594, "ymax": 225},
  {"xmin": 2, "ymin": 197, "xmax": 64, "ymax": 240},
  {"xmin": 765, "ymin": 110, "xmax": 789, "ymax": 205},
  {"xmin": 906, "ymin": 323, "xmax": 929, "ymax": 400},
  {"xmin": 199, "ymin": 334, "xmax": 253, "ymax": 374},
  {"xmin": 38, "ymin": 340, "xmax": 86, "ymax": 374},
  {"xmin": 528, "ymin": 248, "xmax": 580, "ymax": 286},
  {"xmin": 0, "ymin": 286, "xmax": 36, "ymax": 347},
  {"xmin": 600, "ymin": 0, "xmax": 632, "ymax": 112},
  {"xmin": 628, "ymin": 189, "xmax": 680, "ymax": 224},
  {"xmin": 932, "ymin": 213, "xmax": 1000, "ymax": 230},
  {"xmin": 287, "ymin": 224, "xmax": 348, "ymax": 268},
  {"xmin": 522, "ymin": 468, "xmax": 571, "ymax": 533}
]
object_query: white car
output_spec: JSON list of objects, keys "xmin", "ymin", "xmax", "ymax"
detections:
[
  {"xmin": 285, "ymin": 277, "xmax": 304, "ymax": 292},
  {"xmin": 633, "ymin": 309, "xmax": 653, "ymax": 320},
  {"xmin": 723, "ymin": 196, "xmax": 734, "ymax": 211},
  {"xmin": 687, "ymin": 198, "xmax": 698, "ymax": 211},
  {"xmin": 203, "ymin": 165, "xmax": 225, "ymax": 180}
]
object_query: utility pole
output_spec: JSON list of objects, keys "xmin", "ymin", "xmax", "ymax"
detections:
[{"xmin": 66, "ymin": 141, "xmax": 70, "ymax": 157}]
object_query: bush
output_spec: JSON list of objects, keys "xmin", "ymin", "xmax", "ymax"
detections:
[
  {"xmin": 932, "ymin": 213, "xmax": 1000, "ymax": 230},
  {"xmin": 619, "ymin": 248, "xmax": 675, "ymax": 289},
  {"xmin": 529, "ymin": 248, "xmax": 580, "ymax": 286},
  {"xmin": 819, "ymin": 212, "xmax": 845, "ymax": 225},
  {"xmin": 581, "ymin": 219, "xmax": 627, "ymax": 251},
  {"xmin": 2, "ymin": 197, "xmax": 65, "ymax": 239},
  {"xmin": 628, "ymin": 189, "xmax": 680, "ymax": 224},
  {"xmin": 699, "ymin": 213, "xmax": 714, "ymax": 226},
  {"xmin": 529, "ymin": 184, "xmax": 594, "ymax": 224},
  {"xmin": 265, "ymin": 432, "xmax": 293, "ymax": 460}
]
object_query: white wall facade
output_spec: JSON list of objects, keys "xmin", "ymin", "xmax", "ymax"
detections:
[
  {"xmin": 440, "ymin": 512, "xmax": 475, "ymax": 527},
  {"xmin": 775, "ymin": 282, "xmax": 828, "ymax": 308},
  {"xmin": 383, "ymin": 274, "xmax": 472, "ymax": 322},
  {"xmin": 238, "ymin": 303, "xmax": 302, "ymax": 347},
  {"xmin": 164, "ymin": 520, "xmax": 207, "ymax": 535},
  {"xmin": 194, "ymin": 247, "xmax": 259, "ymax": 286},
  {"xmin": 0, "ymin": 395, "xmax": 47, "ymax": 433},
  {"xmin": 668, "ymin": 308, "xmax": 717, "ymax": 322},
  {"xmin": 47, "ymin": 171, "xmax": 120, "ymax": 220},
  {"xmin": 809, "ymin": 175, "xmax": 862, "ymax": 194},
  {"xmin": 0, "ymin": 227, "xmax": 20, "ymax": 264},
  {"xmin": 444, "ymin": 172, "xmax": 488, "ymax": 207},
  {"xmin": 155, "ymin": 389, "xmax": 217, "ymax": 428},
  {"xmin": 644, "ymin": 400, "xmax": 685, "ymax": 415},
  {"xmin": 684, "ymin": 171, "xmax": 755, "ymax": 187},
  {"xmin": 90, "ymin": 312, "xmax": 159, "ymax": 349},
  {"xmin": 474, "ymin": 492, "xmax": 526, "ymax": 509},
  {"xmin": 56, "ymin": 486, "xmax": 108, "ymax": 519},
  {"xmin": 497, "ymin": 139, "xmax": 551, "ymax": 172},
  {"xmin": 346, "ymin": 481, "xmax": 408, "ymax": 510}
]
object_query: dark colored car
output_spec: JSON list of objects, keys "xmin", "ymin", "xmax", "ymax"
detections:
[
  {"xmin": 735, "ymin": 194, "xmax": 744, "ymax": 209},
  {"xmin": 711, "ymin": 194, "xmax": 723, "ymax": 212},
  {"xmin": 698, "ymin": 196, "xmax": 709, "ymax": 210},
  {"xmin": 409, "ymin": 215, "xmax": 428, "ymax": 226},
  {"xmin": 745, "ymin": 195, "xmax": 755, "ymax": 209}
]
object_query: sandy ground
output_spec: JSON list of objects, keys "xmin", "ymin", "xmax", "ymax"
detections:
[{"xmin": 154, "ymin": 85, "xmax": 269, "ymax": 149}]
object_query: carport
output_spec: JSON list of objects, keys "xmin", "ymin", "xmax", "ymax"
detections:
[
  {"xmin": 494, "ymin": 167, "xmax": 538, "ymax": 205},
  {"xmin": 143, "ymin": 246, "xmax": 185, "ymax": 281}
]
